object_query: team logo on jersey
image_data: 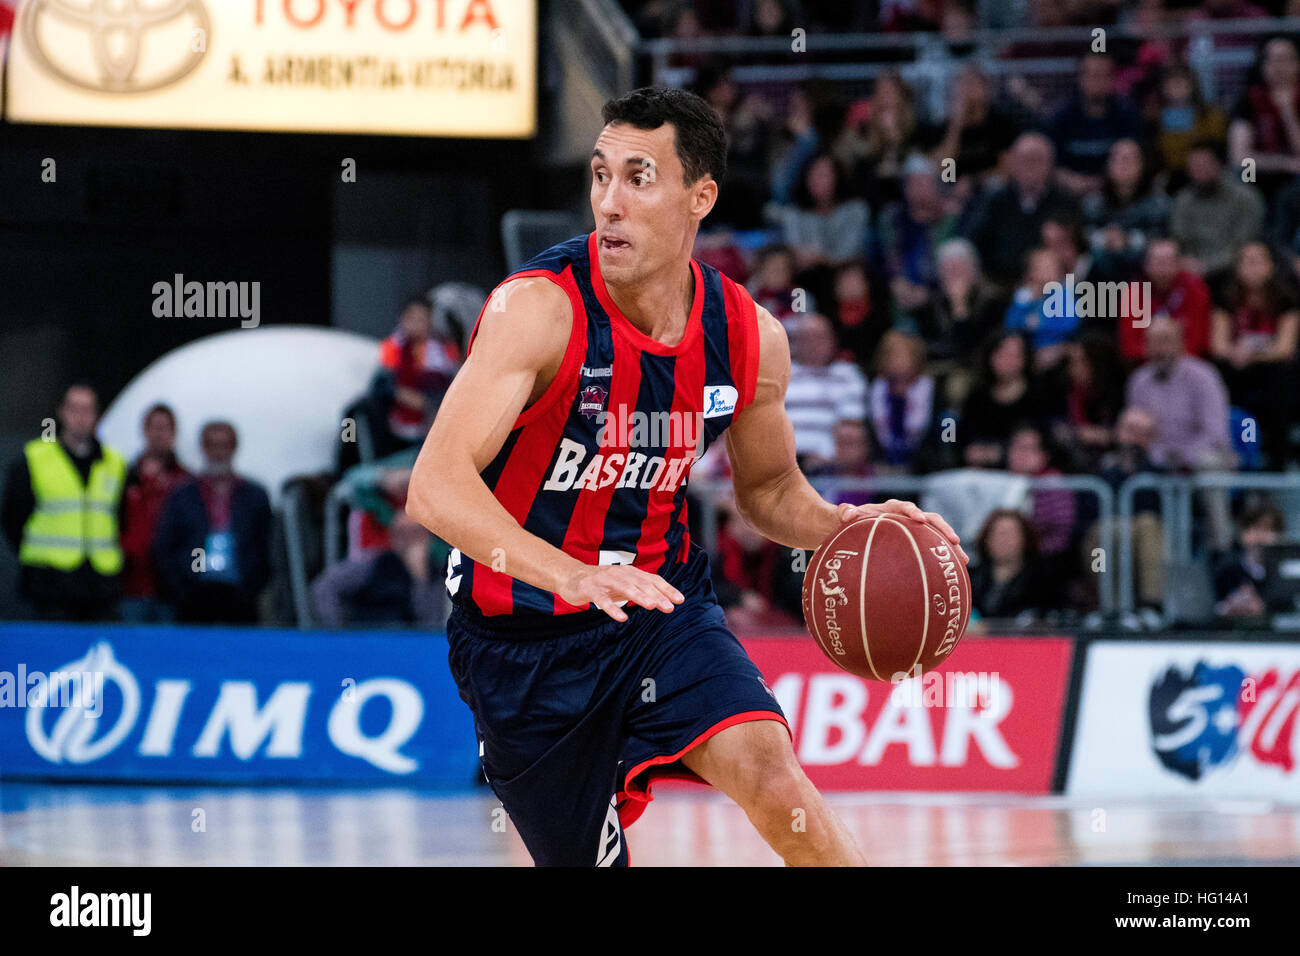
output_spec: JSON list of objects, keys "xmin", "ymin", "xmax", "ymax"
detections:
[
  {"xmin": 578, "ymin": 385, "xmax": 607, "ymax": 420},
  {"xmin": 703, "ymin": 385, "xmax": 738, "ymax": 419}
]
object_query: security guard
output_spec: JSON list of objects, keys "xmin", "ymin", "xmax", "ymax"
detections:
[{"xmin": 2, "ymin": 385, "xmax": 125, "ymax": 620}]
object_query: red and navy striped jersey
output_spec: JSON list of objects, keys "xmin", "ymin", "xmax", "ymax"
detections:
[{"xmin": 447, "ymin": 232, "xmax": 761, "ymax": 619}]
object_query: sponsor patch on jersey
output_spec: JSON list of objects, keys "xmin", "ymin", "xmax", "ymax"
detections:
[
  {"xmin": 578, "ymin": 384, "xmax": 607, "ymax": 420},
  {"xmin": 702, "ymin": 385, "xmax": 738, "ymax": 419},
  {"xmin": 581, "ymin": 365, "xmax": 613, "ymax": 378}
]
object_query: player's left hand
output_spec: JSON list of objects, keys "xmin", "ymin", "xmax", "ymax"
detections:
[{"xmin": 835, "ymin": 499, "xmax": 968, "ymax": 565}]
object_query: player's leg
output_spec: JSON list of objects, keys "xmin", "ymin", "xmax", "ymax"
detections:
[{"xmin": 679, "ymin": 718, "xmax": 866, "ymax": 866}]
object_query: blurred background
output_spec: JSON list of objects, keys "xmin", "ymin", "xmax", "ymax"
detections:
[{"xmin": 1, "ymin": 0, "xmax": 1298, "ymax": 865}]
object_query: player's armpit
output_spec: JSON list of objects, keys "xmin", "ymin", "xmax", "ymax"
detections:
[
  {"xmin": 406, "ymin": 276, "xmax": 584, "ymax": 593},
  {"xmin": 724, "ymin": 307, "xmax": 840, "ymax": 551}
]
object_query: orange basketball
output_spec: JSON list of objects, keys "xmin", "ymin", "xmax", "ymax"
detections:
[{"xmin": 801, "ymin": 514, "xmax": 971, "ymax": 681}]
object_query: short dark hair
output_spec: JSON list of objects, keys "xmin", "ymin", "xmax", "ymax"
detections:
[
  {"xmin": 601, "ymin": 86, "xmax": 727, "ymax": 186},
  {"xmin": 1189, "ymin": 137, "xmax": 1227, "ymax": 164},
  {"xmin": 143, "ymin": 403, "xmax": 176, "ymax": 428}
]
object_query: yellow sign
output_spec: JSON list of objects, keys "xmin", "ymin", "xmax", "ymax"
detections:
[{"xmin": 6, "ymin": 0, "xmax": 536, "ymax": 137}]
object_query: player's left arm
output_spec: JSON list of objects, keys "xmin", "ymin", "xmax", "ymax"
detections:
[{"xmin": 724, "ymin": 306, "xmax": 968, "ymax": 562}]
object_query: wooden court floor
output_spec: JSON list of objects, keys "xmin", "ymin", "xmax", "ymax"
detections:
[{"xmin": 3, "ymin": 783, "xmax": 1297, "ymax": 866}]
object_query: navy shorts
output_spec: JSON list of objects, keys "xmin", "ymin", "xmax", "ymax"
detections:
[{"xmin": 445, "ymin": 547, "xmax": 787, "ymax": 867}]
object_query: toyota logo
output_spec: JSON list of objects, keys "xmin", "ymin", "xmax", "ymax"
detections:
[{"xmin": 22, "ymin": 0, "xmax": 210, "ymax": 94}]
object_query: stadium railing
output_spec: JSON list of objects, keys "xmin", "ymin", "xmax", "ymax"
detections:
[
  {"xmin": 1116, "ymin": 470, "xmax": 1300, "ymax": 621},
  {"xmin": 639, "ymin": 17, "xmax": 1300, "ymax": 122}
]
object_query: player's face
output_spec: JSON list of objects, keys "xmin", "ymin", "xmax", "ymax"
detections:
[{"xmin": 590, "ymin": 122, "xmax": 712, "ymax": 286}]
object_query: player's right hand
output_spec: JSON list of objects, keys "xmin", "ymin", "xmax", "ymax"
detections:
[{"xmin": 559, "ymin": 564, "xmax": 685, "ymax": 622}]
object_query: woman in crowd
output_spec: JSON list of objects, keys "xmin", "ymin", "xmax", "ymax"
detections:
[
  {"xmin": 1051, "ymin": 334, "xmax": 1127, "ymax": 472},
  {"xmin": 868, "ymin": 330, "xmax": 935, "ymax": 474},
  {"xmin": 1082, "ymin": 138, "xmax": 1172, "ymax": 280},
  {"xmin": 969, "ymin": 508, "xmax": 1049, "ymax": 622},
  {"xmin": 1228, "ymin": 36, "xmax": 1300, "ymax": 202},
  {"xmin": 958, "ymin": 331, "xmax": 1051, "ymax": 468}
]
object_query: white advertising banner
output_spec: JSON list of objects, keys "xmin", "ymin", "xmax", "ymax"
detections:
[
  {"xmin": 1068, "ymin": 641, "xmax": 1300, "ymax": 802},
  {"xmin": 6, "ymin": 0, "xmax": 536, "ymax": 137}
]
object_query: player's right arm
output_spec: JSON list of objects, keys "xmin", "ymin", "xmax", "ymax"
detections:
[{"xmin": 405, "ymin": 277, "xmax": 683, "ymax": 621}]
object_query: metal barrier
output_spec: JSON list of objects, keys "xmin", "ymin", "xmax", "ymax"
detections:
[
  {"xmin": 689, "ymin": 472, "xmax": 1117, "ymax": 614},
  {"xmin": 280, "ymin": 481, "xmax": 314, "ymax": 629},
  {"xmin": 1115, "ymin": 471, "xmax": 1300, "ymax": 617}
]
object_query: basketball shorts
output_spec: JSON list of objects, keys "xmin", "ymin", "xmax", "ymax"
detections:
[{"xmin": 445, "ymin": 545, "xmax": 789, "ymax": 867}]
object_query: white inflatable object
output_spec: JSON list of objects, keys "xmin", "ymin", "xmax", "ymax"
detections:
[{"xmin": 98, "ymin": 326, "xmax": 381, "ymax": 505}]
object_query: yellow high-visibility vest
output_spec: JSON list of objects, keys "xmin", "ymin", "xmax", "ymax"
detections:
[{"xmin": 18, "ymin": 438, "xmax": 125, "ymax": 575}]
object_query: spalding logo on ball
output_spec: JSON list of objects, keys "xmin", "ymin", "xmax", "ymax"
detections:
[{"xmin": 801, "ymin": 514, "xmax": 972, "ymax": 681}]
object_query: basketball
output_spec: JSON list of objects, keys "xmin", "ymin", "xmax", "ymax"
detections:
[{"xmin": 801, "ymin": 514, "xmax": 971, "ymax": 681}]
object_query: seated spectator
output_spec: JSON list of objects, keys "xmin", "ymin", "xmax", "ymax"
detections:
[
  {"xmin": 1003, "ymin": 247, "xmax": 1077, "ymax": 372},
  {"xmin": 766, "ymin": 153, "xmax": 871, "ymax": 270},
  {"xmin": 1270, "ymin": 174, "xmax": 1300, "ymax": 277},
  {"xmin": 747, "ymin": 243, "xmax": 804, "ymax": 319},
  {"xmin": 372, "ymin": 296, "xmax": 458, "ymax": 453},
  {"xmin": 120, "ymin": 404, "xmax": 191, "ymax": 623},
  {"xmin": 1041, "ymin": 214, "xmax": 1095, "ymax": 282},
  {"xmin": 784, "ymin": 313, "xmax": 869, "ymax": 472},
  {"xmin": 876, "ymin": 154, "xmax": 959, "ymax": 327},
  {"xmin": 868, "ymin": 330, "xmax": 934, "ymax": 473},
  {"xmin": 1089, "ymin": 406, "xmax": 1168, "ymax": 613},
  {"xmin": 153, "ymin": 422, "xmax": 272, "ymax": 624},
  {"xmin": 818, "ymin": 419, "xmax": 876, "ymax": 506},
  {"xmin": 915, "ymin": 238, "xmax": 1006, "ymax": 404},
  {"xmin": 928, "ymin": 64, "xmax": 1019, "ymax": 187},
  {"xmin": 1170, "ymin": 139, "xmax": 1266, "ymax": 277},
  {"xmin": 1151, "ymin": 63, "xmax": 1228, "ymax": 192},
  {"xmin": 1228, "ymin": 36, "xmax": 1300, "ymax": 203},
  {"xmin": 1126, "ymin": 316, "xmax": 1235, "ymax": 550},
  {"xmin": 828, "ymin": 258, "xmax": 884, "ymax": 368},
  {"xmin": 1051, "ymin": 335, "xmax": 1125, "ymax": 472},
  {"xmin": 963, "ymin": 132, "xmax": 1082, "ymax": 286},
  {"xmin": 1213, "ymin": 501, "xmax": 1288, "ymax": 622},
  {"xmin": 713, "ymin": 497, "xmax": 802, "ymax": 629},
  {"xmin": 1120, "ymin": 236, "xmax": 1212, "ymax": 364},
  {"xmin": 1209, "ymin": 240, "xmax": 1300, "ymax": 468},
  {"xmin": 969, "ymin": 508, "xmax": 1050, "ymax": 622},
  {"xmin": 311, "ymin": 509, "xmax": 445, "ymax": 628},
  {"xmin": 1044, "ymin": 53, "xmax": 1145, "ymax": 197},
  {"xmin": 835, "ymin": 71, "xmax": 937, "ymax": 210},
  {"xmin": 1081, "ymin": 138, "xmax": 1171, "ymax": 279},
  {"xmin": 1006, "ymin": 424, "xmax": 1077, "ymax": 565},
  {"xmin": 959, "ymin": 331, "xmax": 1050, "ymax": 468},
  {"xmin": 695, "ymin": 65, "xmax": 777, "ymax": 230}
]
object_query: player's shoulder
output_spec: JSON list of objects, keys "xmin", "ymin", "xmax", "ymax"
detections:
[{"xmin": 469, "ymin": 275, "xmax": 575, "ymax": 364}]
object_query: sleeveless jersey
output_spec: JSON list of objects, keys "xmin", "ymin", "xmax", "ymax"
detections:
[{"xmin": 446, "ymin": 232, "xmax": 761, "ymax": 619}]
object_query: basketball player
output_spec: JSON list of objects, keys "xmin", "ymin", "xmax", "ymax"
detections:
[{"xmin": 407, "ymin": 87, "xmax": 967, "ymax": 866}]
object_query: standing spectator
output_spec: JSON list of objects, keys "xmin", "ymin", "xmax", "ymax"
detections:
[
  {"xmin": 876, "ymin": 154, "xmax": 960, "ymax": 327},
  {"xmin": 1081, "ymin": 138, "xmax": 1172, "ymax": 279},
  {"xmin": 1209, "ymin": 240, "xmax": 1300, "ymax": 467},
  {"xmin": 1120, "ymin": 236, "xmax": 1213, "ymax": 364},
  {"xmin": 766, "ymin": 153, "xmax": 871, "ymax": 269},
  {"xmin": 1171, "ymin": 140, "xmax": 1266, "ymax": 276},
  {"xmin": 784, "ymin": 313, "xmax": 869, "ymax": 472},
  {"xmin": 959, "ymin": 331, "xmax": 1050, "ymax": 467},
  {"xmin": 119, "ymin": 404, "xmax": 190, "ymax": 623},
  {"xmin": 1126, "ymin": 317, "xmax": 1236, "ymax": 549},
  {"xmin": 1, "ymin": 385, "xmax": 125, "ymax": 621},
  {"xmin": 969, "ymin": 508, "xmax": 1049, "ymax": 622},
  {"xmin": 1045, "ymin": 53, "xmax": 1145, "ymax": 197},
  {"xmin": 1228, "ymin": 36, "xmax": 1300, "ymax": 203},
  {"xmin": 963, "ymin": 132, "xmax": 1081, "ymax": 286},
  {"xmin": 1150, "ymin": 63, "xmax": 1229, "ymax": 190},
  {"xmin": 153, "ymin": 422, "xmax": 272, "ymax": 624},
  {"xmin": 868, "ymin": 330, "xmax": 934, "ymax": 473}
]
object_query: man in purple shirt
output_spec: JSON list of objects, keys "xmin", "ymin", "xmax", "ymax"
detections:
[{"xmin": 1125, "ymin": 316, "xmax": 1237, "ymax": 548}]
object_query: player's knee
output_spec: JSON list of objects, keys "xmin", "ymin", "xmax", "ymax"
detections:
[{"xmin": 728, "ymin": 738, "xmax": 809, "ymax": 814}]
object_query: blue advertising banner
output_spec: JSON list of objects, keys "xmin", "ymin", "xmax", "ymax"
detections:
[{"xmin": 0, "ymin": 624, "xmax": 478, "ymax": 787}]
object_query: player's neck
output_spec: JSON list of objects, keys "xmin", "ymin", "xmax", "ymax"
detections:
[{"xmin": 604, "ymin": 259, "xmax": 695, "ymax": 346}]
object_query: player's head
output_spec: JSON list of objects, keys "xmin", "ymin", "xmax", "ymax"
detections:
[{"xmin": 592, "ymin": 87, "xmax": 725, "ymax": 285}]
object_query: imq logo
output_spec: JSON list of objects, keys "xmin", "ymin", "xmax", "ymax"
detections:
[{"xmin": 23, "ymin": 0, "xmax": 211, "ymax": 93}]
